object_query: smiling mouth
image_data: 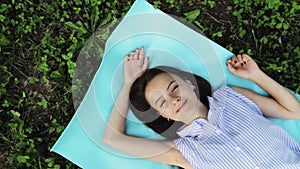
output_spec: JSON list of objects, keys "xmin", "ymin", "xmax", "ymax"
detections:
[{"xmin": 176, "ymin": 99, "xmax": 187, "ymax": 113}]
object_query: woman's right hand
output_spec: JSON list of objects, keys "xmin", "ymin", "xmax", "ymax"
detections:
[{"xmin": 124, "ymin": 47, "xmax": 149, "ymax": 85}]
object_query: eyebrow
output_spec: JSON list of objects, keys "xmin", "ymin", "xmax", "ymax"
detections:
[
  {"xmin": 155, "ymin": 80, "xmax": 176, "ymax": 106},
  {"xmin": 155, "ymin": 96, "xmax": 162, "ymax": 105},
  {"xmin": 166, "ymin": 80, "xmax": 176, "ymax": 91}
]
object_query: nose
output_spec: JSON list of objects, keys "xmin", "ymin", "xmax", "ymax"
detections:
[{"xmin": 171, "ymin": 96, "xmax": 180, "ymax": 107}]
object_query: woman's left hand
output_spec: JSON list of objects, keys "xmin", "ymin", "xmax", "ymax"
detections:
[{"xmin": 226, "ymin": 54, "xmax": 261, "ymax": 80}]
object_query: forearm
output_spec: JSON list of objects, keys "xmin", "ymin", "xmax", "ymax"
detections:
[
  {"xmin": 103, "ymin": 82, "xmax": 131, "ymax": 139},
  {"xmin": 102, "ymin": 81, "xmax": 190, "ymax": 167},
  {"xmin": 251, "ymin": 70, "xmax": 299, "ymax": 113}
]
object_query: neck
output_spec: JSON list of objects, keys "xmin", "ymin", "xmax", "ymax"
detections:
[
  {"xmin": 197, "ymin": 102, "xmax": 209, "ymax": 119},
  {"xmin": 184, "ymin": 100, "xmax": 208, "ymax": 124}
]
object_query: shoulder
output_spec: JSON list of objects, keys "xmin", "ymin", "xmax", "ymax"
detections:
[
  {"xmin": 222, "ymin": 85, "xmax": 263, "ymax": 115},
  {"xmin": 210, "ymin": 85, "xmax": 236, "ymax": 102},
  {"xmin": 213, "ymin": 85, "xmax": 252, "ymax": 100},
  {"xmin": 212, "ymin": 85, "xmax": 260, "ymax": 107}
]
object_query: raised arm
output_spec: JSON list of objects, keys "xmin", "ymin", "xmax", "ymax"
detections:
[
  {"xmin": 103, "ymin": 47, "xmax": 192, "ymax": 168},
  {"xmin": 227, "ymin": 54, "xmax": 300, "ymax": 119},
  {"xmin": 103, "ymin": 47, "xmax": 149, "ymax": 140}
]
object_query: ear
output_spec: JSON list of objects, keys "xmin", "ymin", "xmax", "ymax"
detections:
[
  {"xmin": 160, "ymin": 113, "xmax": 167, "ymax": 118},
  {"xmin": 160, "ymin": 114, "xmax": 170, "ymax": 121},
  {"xmin": 157, "ymin": 111, "xmax": 165, "ymax": 117},
  {"xmin": 184, "ymin": 78, "xmax": 195, "ymax": 90}
]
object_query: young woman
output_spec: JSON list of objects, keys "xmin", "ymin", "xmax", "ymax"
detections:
[{"xmin": 103, "ymin": 47, "xmax": 300, "ymax": 169}]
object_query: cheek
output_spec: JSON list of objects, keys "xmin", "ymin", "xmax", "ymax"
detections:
[
  {"xmin": 183, "ymin": 91, "xmax": 198, "ymax": 109},
  {"xmin": 157, "ymin": 105, "xmax": 173, "ymax": 118},
  {"xmin": 151, "ymin": 103, "xmax": 168, "ymax": 115},
  {"xmin": 181, "ymin": 86, "xmax": 195, "ymax": 98}
]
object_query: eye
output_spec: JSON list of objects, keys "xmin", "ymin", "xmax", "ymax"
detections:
[
  {"xmin": 171, "ymin": 84, "xmax": 178, "ymax": 93},
  {"xmin": 160, "ymin": 100, "xmax": 166, "ymax": 108}
]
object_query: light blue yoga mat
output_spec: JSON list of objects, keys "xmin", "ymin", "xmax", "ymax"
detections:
[{"xmin": 51, "ymin": 0, "xmax": 300, "ymax": 168}]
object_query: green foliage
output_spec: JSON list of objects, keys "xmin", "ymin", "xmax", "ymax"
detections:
[
  {"xmin": 0, "ymin": 0, "xmax": 299, "ymax": 168},
  {"xmin": 229, "ymin": 0, "xmax": 300, "ymax": 91},
  {"xmin": 0, "ymin": 0, "xmax": 132, "ymax": 168},
  {"xmin": 184, "ymin": 9, "xmax": 200, "ymax": 22}
]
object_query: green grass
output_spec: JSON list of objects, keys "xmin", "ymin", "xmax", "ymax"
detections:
[{"xmin": 0, "ymin": 0, "xmax": 299, "ymax": 168}]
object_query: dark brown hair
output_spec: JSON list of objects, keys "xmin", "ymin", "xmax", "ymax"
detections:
[{"xmin": 129, "ymin": 66, "xmax": 212, "ymax": 140}]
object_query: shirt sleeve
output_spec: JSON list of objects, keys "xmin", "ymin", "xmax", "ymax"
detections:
[{"xmin": 225, "ymin": 86, "xmax": 263, "ymax": 116}]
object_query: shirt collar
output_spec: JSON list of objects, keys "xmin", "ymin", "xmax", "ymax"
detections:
[
  {"xmin": 176, "ymin": 118, "xmax": 206, "ymax": 138},
  {"xmin": 176, "ymin": 86, "xmax": 227, "ymax": 139}
]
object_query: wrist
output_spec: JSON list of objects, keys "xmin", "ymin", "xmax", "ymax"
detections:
[
  {"xmin": 250, "ymin": 69, "xmax": 265, "ymax": 83},
  {"xmin": 123, "ymin": 81, "xmax": 132, "ymax": 89}
]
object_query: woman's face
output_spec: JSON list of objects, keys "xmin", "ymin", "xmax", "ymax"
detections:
[{"xmin": 145, "ymin": 73, "xmax": 201, "ymax": 123}]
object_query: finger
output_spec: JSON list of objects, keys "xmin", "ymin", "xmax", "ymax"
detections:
[
  {"xmin": 242, "ymin": 54, "xmax": 251, "ymax": 64},
  {"xmin": 133, "ymin": 49, "xmax": 139, "ymax": 60},
  {"xmin": 124, "ymin": 55, "xmax": 130, "ymax": 62},
  {"xmin": 129, "ymin": 52, "xmax": 134, "ymax": 59},
  {"xmin": 231, "ymin": 55, "xmax": 238, "ymax": 66},
  {"xmin": 226, "ymin": 59, "xmax": 233, "ymax": 68},
  {"xmin": 228, "ymin": 55, "xmax": 239, "ymax": 68},
  {"xmin": 138, "ymin": 46, "xmax": 144, "ymax": 60},
  {"xmin": 226, "ymin": 59, "xmax": 231, "ymax": 66},
  {"xmin": 241, "ymin": 54, "xmax": 247, "ymax": 65},
  {"xmin": 227, "ymin": 61, "xmax": 237, "ymax": 75},
  {"xmin": 237, "ymin": 54, "xmax": 244, "ymax": 66},
  {"xmin": 142, "ymin": 56, "xmax": 149, "ymax": 71}
]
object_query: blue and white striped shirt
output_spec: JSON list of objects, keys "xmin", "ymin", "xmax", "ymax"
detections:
[{"xmin": 174, "ymin": 86, "xmax": 300, "ymax": 169}]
